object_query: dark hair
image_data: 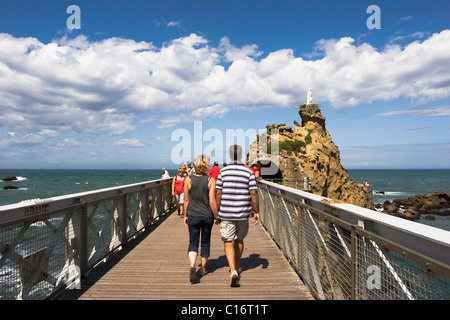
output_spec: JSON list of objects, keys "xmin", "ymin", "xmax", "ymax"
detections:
[{"xmin": 229, "ymin": 145, "xmax": 242, "ymax": 161}]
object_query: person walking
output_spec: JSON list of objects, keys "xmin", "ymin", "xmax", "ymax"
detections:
[
  {"xmin": 172, "ymin": 169, "xmax": 185, "ymax": 217},
  {"xmin": 183, "ymin": 155, "xmax": 218, "ymax": 283},
  {"xmin": 161, "ymin": 168, "xmax": 170, "ymax": 179},
  {"xmin": 186, "ymin": 161, "xmax": 195, "ymax": 176},
  {"xmin": 215, "ymin": 145, "xmax": 260, "ymax": 287},
  {"xmin": 208, "ymin": 161, "xmax": 221, "ymax": 180}
]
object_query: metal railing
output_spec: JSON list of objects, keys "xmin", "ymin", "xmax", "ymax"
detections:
[
  {"xmin": 265, "ymin": 178, "xmax": 311, "ymax": 191},
  {"xmin": 1, "ymin": 177, "xmax": 449, "ymax": 300},
  {"xmin": 0, "ymin": 178, "xmax": 173, "ymax": 300},
  {"xmin": 258, "ymin": 180, "xmax": 450, "ymax": 300}
]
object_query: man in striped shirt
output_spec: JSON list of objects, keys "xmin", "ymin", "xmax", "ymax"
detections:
[{"xmin": 215, "ymin": 145, "xmax": 260, "ymax": 287}]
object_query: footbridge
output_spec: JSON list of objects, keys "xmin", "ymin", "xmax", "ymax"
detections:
[{"xmin": 0, "ymin": 178, "xmax": 449, "ymax": 300}]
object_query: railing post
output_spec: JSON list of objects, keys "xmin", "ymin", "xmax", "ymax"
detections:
[
  {"xmin": 159, "ymin": 183, "xmax": 163, "ymax": 218},
  {"xmin": 72, "ymin": 201, "xmax": 88, "ymax": 277},
  {"xmin": 120, "ymin": 192, "xmax": 128, "ymax": 247},
  {"xmin": 145, "ymin": 188, "xmax": 150, "ymax": 227},
  {"xmin": 80, "ymin": 202, "xmax": 88, "ymax": 275},
  {"xmin": 351, "ymin": 226, "xmax": 357, "ymax": 300}
]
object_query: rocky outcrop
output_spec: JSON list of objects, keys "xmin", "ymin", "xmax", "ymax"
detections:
[
  {"xmin": 247, "ymin": 104, "xmax": 374, "ymax": 209},
  {"xmin": 3, "ymin": 185, "xmax": 19, "ymax": 190},
  {"xmin": 2, "ymin": 176, "xmax": 18, "ymax": 181},
  {"xmin": 380, "ymin": 192, "xmax": 450, "ymax": 220}
]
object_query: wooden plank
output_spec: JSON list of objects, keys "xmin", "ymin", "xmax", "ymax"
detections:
[{"xmin": 59, "ymin": 210, "xmax": 314, "ymax": 300}]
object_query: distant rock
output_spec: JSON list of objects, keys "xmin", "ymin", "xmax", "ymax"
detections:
[
  {"xmin": 3, "ymin": 185, "xmax": 19, "ymax": 190},
  {"xmin": 382, "ymin": 192, "xmax": 450, "ymax": 220},
  {"xmin": 2, "ymin": 176, "xmax": 18, "ymax": 181}
]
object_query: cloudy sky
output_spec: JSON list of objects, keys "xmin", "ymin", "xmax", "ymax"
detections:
[{"xmin": 0, "ymin": 0, "xmax": 449, "ymax": 169}]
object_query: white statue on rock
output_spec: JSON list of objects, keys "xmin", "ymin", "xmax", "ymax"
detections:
[{"xmin": 306, "ymin": 88, "xmax": 313, "ymax": 105}]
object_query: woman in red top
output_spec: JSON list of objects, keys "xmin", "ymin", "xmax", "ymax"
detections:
[
  {"xmin": 250, "ymin": 163, "xmax": 261, "ymax": 180},
  {"xmin": 250, "ymin": 163, "xmax": 261, "ymax": 215},
  {"xmin": 172, "ymin": 168, "xmax": 186, "ymax": 217}
]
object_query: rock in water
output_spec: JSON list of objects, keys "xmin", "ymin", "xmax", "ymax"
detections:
[
  {"xmin": 383, "ymin": 192, "xmax": 450, "ymax": 220},
  {"xmin": 2, "ymin": 176, "xmax": 18, "ymax": 181},
  {"xmin": 247, "ymin": 103, "xmax": 374, "ymax": 209},
  {"xmin": 3, "ymin": 185, "xmax": 19, "ymax": 190}
]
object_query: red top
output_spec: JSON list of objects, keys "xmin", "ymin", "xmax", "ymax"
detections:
[
  {"xmin": 208, "ymin": 166, "xmax": 221, "ymax": 180},
  {"xmin": 173, "ymin": 176, "xmax": 185, "ymax": 194},
  {"xmin": 251, "ymin": 167, "xmax": 260, "ymax": 177}
]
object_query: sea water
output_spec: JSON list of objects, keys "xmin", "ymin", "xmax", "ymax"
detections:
[
  {"xmin": 1, "ymin": 169, "xmax": 449, "ymax": 231},
  {"xmin": 348, "ymin": 169, "xmax": 450, "ymax": 231},
  {"xmin": 0, "ymin": 168, "xmax": 449, "ymax": 299},
  {"xmin": 0, "ymin": 169, "xmax": 176, "ymax": 207}
]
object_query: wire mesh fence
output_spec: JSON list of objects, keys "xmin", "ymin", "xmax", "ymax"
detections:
[
  {"xmin": 2, "ymin": 177, "xmax": 448, "ymax": 300},
  {"xmin": 258, "ymin": 184, "xmax": 450, "ymax": 300},
  {"xmin": 0, "ymin": 180, "xmax": 173, "ymax": 300}
]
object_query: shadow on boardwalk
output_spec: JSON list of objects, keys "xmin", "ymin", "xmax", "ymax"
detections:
[
  {"xmin": 59, "ymin": 210, "xmax": 314, "ymax": 300},
  {"xmin": 206, "ymin": 254, "xmax": 269, "ymax": 275}
]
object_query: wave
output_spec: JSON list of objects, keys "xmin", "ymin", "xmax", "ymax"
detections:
[
  {"xmin": 1, "ymin": 176, "xmax": 27, "ymax": 182},
  {"xmin": 373, "ymin": 190, "xmax": 412, "ymax": 196}
]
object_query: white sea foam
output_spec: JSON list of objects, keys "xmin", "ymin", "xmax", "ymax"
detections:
[
  {"xmin": 19, "ymin": 198, "xmax": 53, "ymax": 204},
  {"xmin": 382, "ymin": 191, "xmax": 410, "ymax": 196}
]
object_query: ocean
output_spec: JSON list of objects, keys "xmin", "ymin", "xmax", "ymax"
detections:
[
  {"xmin": 347, "ymin": 169, "xmax": 450, "ymax": 232},
  {"xmin": 1, "ymin": 168, "xmax": 450, "ymax": 231},
  {"xmin": 0, "ymin": 169, "xmax": 177, "ymax": 207}
]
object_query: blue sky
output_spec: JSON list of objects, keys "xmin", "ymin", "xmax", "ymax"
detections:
[{"xmin": 0, "ymin": 0, "xmax": 449, "ymax": 169}]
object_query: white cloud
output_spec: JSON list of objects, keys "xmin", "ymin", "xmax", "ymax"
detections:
[
  {"xmin": 0, "ymin": 30, "xmax": 449, "ymax": 136},
  {"xmin": 373, "ymin": 106, "xmax": 450, "ymax": 117},
  {"xmin": 156, "ymin": 103, "xmax": 229, "ymax": 129},
  {"xmin": 390, "ymin": 31, "xmax": 427, "ymax": 43},
  {"xmin": 218, "ymin": 36, "xmax": 263, "ymax": 62},
  {"xmin": 397, "ymin": 16, "xmax": 414, "ymax": 23},
  {"xmin": 341, "ymin": 143, "xmax": 450, "ymax": 169},
  {"xmin": 167, "ymin": 21, "xmax": 181, "ymax": 28}
]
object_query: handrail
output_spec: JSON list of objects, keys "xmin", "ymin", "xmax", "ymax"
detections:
[
  {"xmin": 0, "ymin": 178, "xmax": 174, "ymax": 300},
  {"xmin": 258, "ymin": 180, "xmax": 450, "ymax": 300},
  {"xmin": 1, "ymin": 178, "xmax": 449, "ymax": 300}
]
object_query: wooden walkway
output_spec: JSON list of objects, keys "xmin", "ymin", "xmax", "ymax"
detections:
[{"xmin": 60, "ymin": 210, "xmax": 314, "ymax": 300}]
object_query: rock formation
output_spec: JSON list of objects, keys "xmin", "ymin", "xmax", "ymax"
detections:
[
  {"xmin": 247, "ymin": 104, "xmax": 374, "ymax": 209},
  {"xmin": 3, "ymin": 185, "xmax": 19, "ymax": 190},
  {"xmin": 379, "ymin": 192, "xmax": 450, "ymax": 220},
  {"xmin": 2, "ymin": 176, "xmax": 18, "ymax": 181}
]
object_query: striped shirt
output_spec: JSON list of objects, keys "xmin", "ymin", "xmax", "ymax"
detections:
[{"xmin": 216, "ymin": 162, "xmax": 258, "ymax": 221}]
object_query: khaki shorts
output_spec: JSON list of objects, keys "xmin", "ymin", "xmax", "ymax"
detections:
[
  {"xmin": 174, "ymin": 193, "xmax": 184, "ymax": 205},
  {"xmin": 220, "ymin": 220, "xmax": 249, "ymax": 242}
]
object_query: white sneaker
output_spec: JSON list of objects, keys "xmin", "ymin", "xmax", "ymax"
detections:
[{"xmin": 230, "ymin": 270, "xmax": 240, "ymax": 287}]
